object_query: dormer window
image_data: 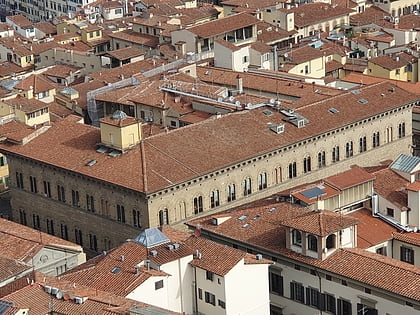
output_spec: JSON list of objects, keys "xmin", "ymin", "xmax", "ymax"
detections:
[
  {"xmin": 308, "ymin": 234, "xmax": 318, "ymax": 252},
  {"xmin": 292, "ymin": 229, "xmax": 302, "ymax": 247}
]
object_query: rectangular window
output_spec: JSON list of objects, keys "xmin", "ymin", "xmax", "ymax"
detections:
[
  {"xmin": 57, "ymin": 185, "xmax": 66, "ymax": 203},
  {"xmin": 75, "ymin": 228, "xmax": 83, "ymax": 246},
  {"xmin": 318, "ymin": 151, "xmax": 326, "ymax": 168},
  {"xmin": 205, "ymin": 291, "xmax": 216, "ymax": 306},
  {"xmin": 400, "ymin": 246, "xmax": 414, "ymax": 264},
  {"xmin": 372, "ymin": 132, "xmax": 380, "ymax": 148},
  {"xmin": 0, "ymin": 156, "xmax": 7, "ymax": 166},
  {"xmin": 193, "ymin": 196, "xmax": 203, "ymax": 214},
  {"xmin": 206, "ymin": 270, "xmax": 214, "ymax": 281},
  {"xmin": 398, "ymin": 122, "xmax": 406, "ymax": 138},
  {"xmin": 89, "ymin": 233, "xmax": 98, "ymax": 251},
  {"xmin": 29, "ymin": 176, "xmax": 38, "ymax": 193},
  {"xmin": 43, "ymin": 181, "xmax": 51, "ymax": 197},
  {"xmin": 155, "ymin": 279, "xmax": 164, "ymax": 290},
  {"xmin": 337, "ymin": 298, "xmax": 352, "ymax": 315},
  {"xmin": 303, "ymin": 157, "xmax": 311, "ymax": 173},
  {"xmin": 86, "ymin": 194, "xmax": 94, "ymax": 212},
  {"xmin": 306, "ymin": 287, "xmax": 320, "ymax": 308},
  {"xmin": 198, "ymin": 288, "xmax": 203, "ymax": 300},
  {"xmin": 71, "ymin": 189, "xmax": 79, "ymax": 207},
  {"xmin": 270, "ymin": 272, "xmax": 283, "ymax": 296},
  {"xmin": 346, "ymin": 141, "xmax": 353, "ymax": 158},
  {"xmin": 218, "ymin": 299, "xmax": 226, "ymax": 309},
  {"xmin": 386, "ymin": 207, "xmax": 394, "ymax": 217},
  {"xmin": 288, "ymin": 162, "xmax": 297, "ymax": 179},
  {"xmin": 46, "ymin": 218, "xmax": 54, "ymax": 235},
  {"xmin": 290, "ymin": 282, "xmax": 305, "ymax": 303},
  {"xmin": 19, "ymin": 209, "xmax": 27, "ymax": 225},
  {"xmin": 61, "ymin": 223, "xmax": 68, "ymax": 240},
  {"xmin": 117, "ymin": 204, "xmax": 126, "ymax": 223},
  {"xmin": 321, "ymin": 293, "xmax": 336, "ymax": 313},
  {"xmin": 258, "ymin": 172, "xmax": 267, "ymax": 190},
  {"xmin": 16, "ymin": 172, "xmax": 24, "ymax": 189},
  {"xmin": 33, "ymin": 214, "xmax": 40, "ymax": 230},
  {"xmin": 227, "ymin": 184, "xmax": 236, "ymax": 202},
  {"xmin": 359, "ymin": 136, "xmax": 367, "ymax": 153},
  {"xmin": 133, "ymin": 209, "xmax": 141, "ymax": 228},
  {"xmin": 332, "ymin": 146, "xmax": 340, "ymax": 163},
  {"xmin": 357, "ymin": 303, "xmax": 377, "ymax": 315},
  {"xmin": 210, "ymin": 190, "xmax": 220, "ymax": 208}
]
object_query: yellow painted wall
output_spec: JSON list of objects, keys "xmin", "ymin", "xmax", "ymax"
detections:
[
  {"xmin": 288, "ymin": 55, "xmax": 326, "ymax": 78},
  {"xmin": 100, "ymin": 121, "xmax": 142, "ymax": 151}
]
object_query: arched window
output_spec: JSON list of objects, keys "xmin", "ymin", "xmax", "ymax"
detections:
[
  {"xmin": 288, "ymin": 162, "xmax": 297, "ymax": 179},
  {"xmin": 292, "ymin": 229, "xmax": 302, "ymax": 247},
  {"xmin": 227, "ymin": 184, "xmax": 236, "ymax": 202},
  {"xmin": 359, "ymin": 136, "xmax": 367, "ymax": 153},
  {"xmin": 326, "ymin": 234, "xmax": 336, "ymax": 250},
  {"xmin": 308, "ymin": 235, "xmax": 318, "ymax": 251},
  {"xmin": 303, "ymin": 156, "xmax": 311, "ymax": 173},
  {"xmin": 317, "ymin": 151, "xmax": 326, "ymax": 168},
  {"xmin": 332, "ymin": 146, "xmax": 340, "ymax": 163},
  {"xmin": 372, "ymin": 132, "xmax": 380, "ymax": 148},
  {"xmin": 159, "ymin": 208, "xmax": 169, "ymax": 225},
  {"xmin": 193, "ymin": 196, "xmax": 203, "ymax": 214},
  {"xmin": 345, "ymin": 141, "xmax": 353, "ymax": 158},
  {"xmin": 398, "ymin": 122, "xmax": 406, "ymax": 138},
  {"xmin": 386, "ymin": 126, "xmax": 393, "ymax": 143},
  {"xmin": 258, "ymin": 172, "xmax": 267, "ymax": 190},
  {"xmin": 243, "ymin": 178, "xmax": 252, "ymax": 196},
  {"xmin": 210, "ymin": 190, "xmax": 220, "ymax": 208},
  {"xmin": 274, "ymin": 166, "xmax": 282, "ymax": 184}
]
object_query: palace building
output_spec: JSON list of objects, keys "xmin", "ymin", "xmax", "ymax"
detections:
[{"xmin": 0, "ymin": 81, "xmax": 417, "ymax": 256}]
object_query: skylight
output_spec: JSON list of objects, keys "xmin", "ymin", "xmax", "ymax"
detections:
[
  {"xmin": 111, "ymin": 266, "xmax": 121, "ymax": 274},
  {"xmin": 238, "ymin": 215, "xmax": 248, "ymax": 221}
]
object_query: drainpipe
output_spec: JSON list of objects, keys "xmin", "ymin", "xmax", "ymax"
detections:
[{"xmin": 193, "ymin": 266, "xmax": 198, "ymax": 314}]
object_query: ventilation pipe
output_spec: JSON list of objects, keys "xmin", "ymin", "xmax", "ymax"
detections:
[{"xmin": 236, "ymin": 75, "xmax": 243, "ymax": 94}]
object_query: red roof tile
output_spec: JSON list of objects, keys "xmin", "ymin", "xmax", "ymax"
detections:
[
  {"xmin": 393, "ymin": 231, "xmax": 420, "ymax": 246},
  {"xmin": 372, "ymin": 168, "xmax": 408, "ymax": 209},
  {"xmin": 325, "ymin": 166, "xmax": 376, "ymax": 190}
]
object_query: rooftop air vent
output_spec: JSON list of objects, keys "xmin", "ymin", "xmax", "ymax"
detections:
[
  {"xmin": 86, "ymin": 159, "xmax": 97, "ymax": 166},
  {"xmin": 167, "ymin": 244, "xmax": 174, "ymax": 250},
  {"xmin": 173, "ymin": 243, "xmax": 180, "ymax": 249},
  {"xmin": 256, "ymin": 254, "xmax": 263, "ymax": 260},
  {"xmin": 150, "ymin": 250, "xmax": 158, "ymax": 256},
  {"xmin": 328, "ymin": 108, "xmax": 339, "ymax": 114}
]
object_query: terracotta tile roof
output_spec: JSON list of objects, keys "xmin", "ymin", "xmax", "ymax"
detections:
[
  {"xmin": 177, "ymin": 5, "xmax": 220, "ymax": 25},
  {"xmin": 221, "ymin": 0, "xmax": 283, "ymax": 8},
  {"xmin": 407, "ymin": 181, "xmax": 420, "ymax": 191},
  {"xmin": 48, "ymin": 101, "xmax": 74, "ymax": 122},
  {"xmin": 0, "ymin": 120, "xmax": 37, "ymax": 143},
  {"xmin": 179, "ymin": 111, "xmax": 212, "ymax": 124},
  {"xmin": 215, "ymin": 38, "xmax": 242, "ymax": 51},
  {"xmin": 0, "ymin": 255, "xmax": 31, "ymax": 283},
  {"xmin": 15, "ymin": 74, "xmax": 55, "ymax": 94},
  {"xmin": 44, "ymin": 64, "xmax": 82, "ymax": 79},
  {"xmin": 0, "ymin": 81, "xmax": 416, "ymax": 194},
  {"xmin": 325, "ymin": 59, "xmax": 343, "ymax": 73},
  {"xmin": 350, "ymin": 6, "xmax": 389, "ymax": 26},
  {"xmin": 348, "ymin": 208, "xmax": 397, "ymax": 248},
  {"xmin": 3, "ymin": 95, "xmax": 48, "ymax": 113},
  {"xmin": 69, "ymin": 80, "xmax": 107, "ymax": 110},
  {"xmin": 89, "ymin": 58, "xmax": 164, "ymax": 84},
  {"xmin": 393, "ymin": 14, "xmax": 420, "ymax": 30},
  {"xmin": 369, "ymin": 55, "xmax": 407, "ymax": 70},
  {"xmin": 393, "ymin": 231, "xmax": 420, "ymax": 246},
  {"xmin": 187, "ymin": 200, "xmax": 420, "ymax": 301},
  {"xmin": 108, "ymin": 30, "xmax": 159, "ymax": 48},
  {"xmin": 250, "ymin": 41, "xmax": 272, "ymax": 54},
  {"xmin": 34, "ymin": 21, "xmax": 57, "ymax": 35},
  {"xmin": 6, "ymin": 15, "xmax": 33, "ymax": 29},
  {"xmin": 372, "ymin": 168, "xmax": 408, "ymax": 209},
  {"xmin": 0, "ymin": 218, "xmax": 83, "ymax": 264},
  {"xmin": 107, "ymin": 46, "xmax": 145, "ymax": 60},
  {"xmin": 291, "ymin": 182, "xmax": 340, "ymax": 205},
  {"xmin": 0, "ymin": 62, "xmax": 32, "ymax": 79},
  {"xmin": 342, "ymin": 72, "xmax": 420, "ymax": 95},
  {"xmin": 325, "ymin": 166, "xmax": 376, "ymax": 190},
  {"xmin": 331, "ymin": 0, "xmax": 358, "ymax": 9},
  {"xmin": 290, "ymin": 3, "xmax": 353, "ymax": 28},
  {"xmin": 186, "ymin": 13, "xmax": 260, "ymax": 38},
  {"xmin": 282, "ymin": 210, "xmax": 359, "ymax": 236},
  {"xmin": 282, "ymin": 45, "xmax": 325, "ymax": 64},
  {"xmin": 256, "ymin": 21, "xmax": 296, "ymax": 44},
  {"xmin": 101, "ymin": 0, "xmax": 123, "ymax": 8},
  {"xmin": 61, "ymin": 241, "xmax": 166, "ymax": 296},
  {"xmin": 1, "ymin": 278, "xmax": 173, "ymax": 315},
  {"xmin": 196, "ymin": 66, "xmax": 343, "ymax": 107}
]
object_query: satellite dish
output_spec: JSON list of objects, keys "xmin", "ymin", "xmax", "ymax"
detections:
[
  {"xmin": 270, "ymin": 98, "xmax": 275, "ymax": 104},
  {"xmin": 284, "ymin": 52, "xmax": 288, "ymax": 58},
  {"xmin": 235, "ymin": 101, "xmax": 241, "ymax": 106},
  {"xmin": 217, "ymin": 97, "xmax": 223, "ymax": 102},
  {"xmin": 229, "ymin": 96, "xmax": 235, "ymax": 102},
  {"xmin": 56, "ymin": 290, "xmax": 63, "ymax": 299}
]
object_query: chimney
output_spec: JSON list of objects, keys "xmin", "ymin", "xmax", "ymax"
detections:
[{"xmin": 236, "ymin": 75, "xmax": 243, "ymax": 94}]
